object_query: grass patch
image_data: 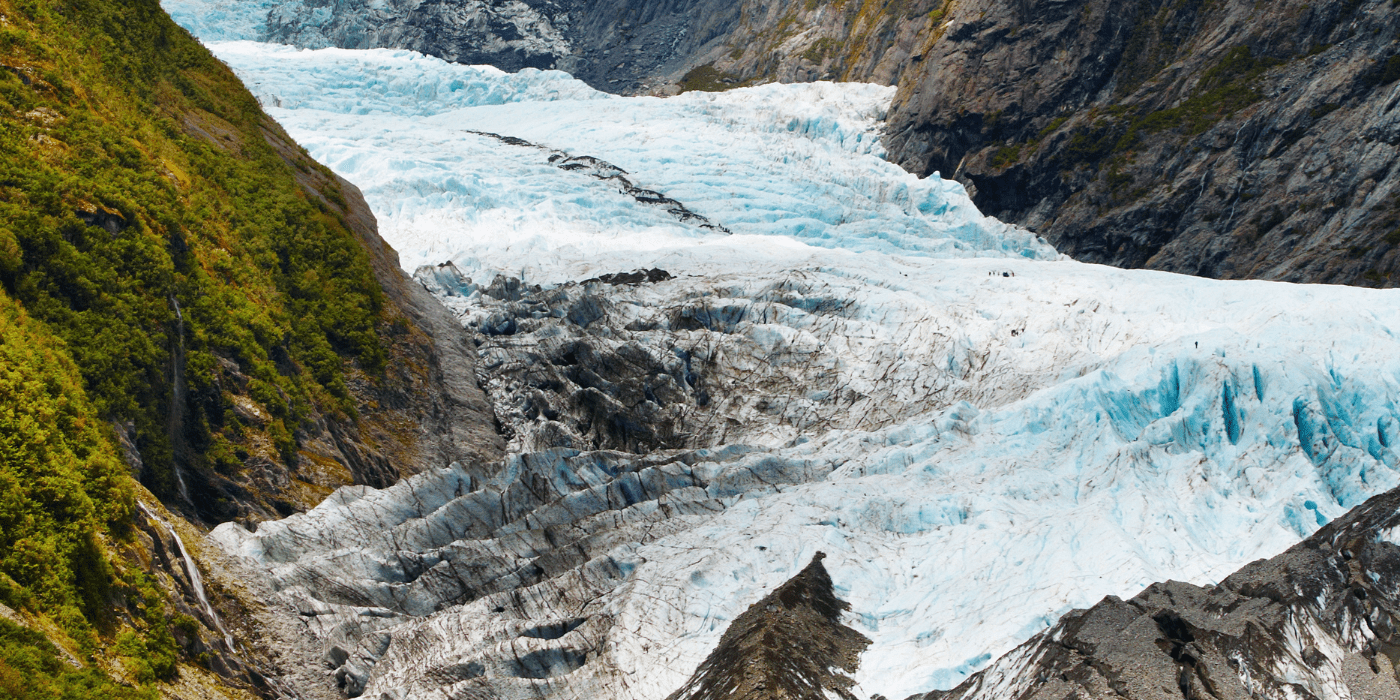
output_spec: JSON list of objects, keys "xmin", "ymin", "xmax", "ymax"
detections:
[
  {"xmin": 990, "ymin": 143, "xmax": 1023, "ymax": 168},
  {"xmin": 680, "ymin": 64, "xmax": 747, "ymax": 92}
]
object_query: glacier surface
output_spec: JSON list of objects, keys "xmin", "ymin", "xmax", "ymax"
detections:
[{"xmin": 175, "ymin": 28, "xmax": 1400, "ymax": 700}]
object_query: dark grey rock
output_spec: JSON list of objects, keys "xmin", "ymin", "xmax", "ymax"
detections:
[
  {"xmin": 259, "ymin": 0, "xmax": 941, "ymax": 94},
  {"xmin": 904, "ymin": 483, "xmax": 1400, "ymax": 700},
  {"xmin": 884, "ymin": 0, "xmax": 1400, "ymax": 287},
  {"xmin": 667, "ymin": 552, "xmax": 871, "ymax": 700}
]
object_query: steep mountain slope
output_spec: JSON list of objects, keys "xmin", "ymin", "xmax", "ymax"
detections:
[
  {"xmin": 909, "ymin": 480, "xmax": 1400, "ymax": 700},
  {"xmin": 0, "ymin": 0, "xmax": 501, "ymax": 696},
  {"xmin": 666, "ymin": 553, "xmax": 871, "ymax": 700},
  {"xmin": 163, "ymin": 0, "xmax": 946, "ymax": 94},
  {"xmin": 884, "ymin": 0, "xmax": 1400, "ymax": 287},
  {"xmin": 0, "ymin": 0, "xmax": 501, "ymax": 527}
]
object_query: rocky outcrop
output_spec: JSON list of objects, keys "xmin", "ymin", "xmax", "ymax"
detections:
[
  {"xmin": 266, "ymin": 0, "xmax": 574, "ymax": 72},
  {"xmin": 666, "ymin": 552, "xmax": 871, "ymax": 700},
  {"xmin": 414, "ymin": 262, "xmax": 1062, "ymax": 456},
  {"xmin": 907, "ymin": 482, "xmax": 1400, "ymax": 700},
  {"xmin": 261, "ymin": 0, "xmax": 728, "ymax": 92},
  {"xmin": 686, "ymin": 0, "xmax": 943, "ymax": 90},
  {"xmin": 884, "ymin": 0, "xmax": 1400, "ymax": 286},
  {"xmin": 257, "ymin": 0, "xmax": 943, "ymax": 94}
]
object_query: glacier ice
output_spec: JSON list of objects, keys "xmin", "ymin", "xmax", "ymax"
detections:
[
  {"xmin": 176, "ymin": 29, "xmax": 1400, "ymax": 700},
  {"xmin": 162, "ymin": 0, "xmax": 274, "ymax": 42},
  {"xmin": 206, "ymin": 40, "xmax": 1057, "ymax": 285},
  {"xmin": 216, "ymin": 247, "xmax": 1400, "ymax": 699}
]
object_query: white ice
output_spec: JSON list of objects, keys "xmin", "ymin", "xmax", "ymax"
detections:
[
  {"xmin": 181, "ymin": 30, "xmax": 1400, "ymax": 700},
  {"xmin": 208, "ymin": 40, "xmax": 1056, "ymax": 285}
]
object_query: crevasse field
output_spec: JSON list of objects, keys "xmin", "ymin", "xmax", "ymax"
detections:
[{"xmin": 170, "ymin": 7, "xmax": 1400, "ymax": 700}]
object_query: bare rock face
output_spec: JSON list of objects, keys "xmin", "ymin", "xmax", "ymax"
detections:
[
  {"xmin": 666, "ymin": 552, "xmax": 871, "ymax": 700},
  {"xmin": 263, "ymin": 0, "xmax": 737, "ymax": 93},
  {"xmin": 258, "ymin": 0, "xmax": 944, "ymax": 94},
  {"xmin": 907, "ymin": 483, "xmax": 1400, "ymax": 700},
  {"xmin": 884, "ymin": 0, "xmax": 1400, "ymax": 286}
]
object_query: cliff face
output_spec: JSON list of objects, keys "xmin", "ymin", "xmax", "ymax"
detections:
[
  {"xmin": 884, "ymin": 0, "xmax": 1400, "ymax": 285},
  {"xmin": 258, "ymin": 0, "xmax": 942, "ymax": 93}
]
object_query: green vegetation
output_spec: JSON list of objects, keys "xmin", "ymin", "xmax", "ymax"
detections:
[
  {"xmin": 680, "ymin": 64, "xmax": 748, "ymax": 92},
  {"xmin": 1038, "ymin": 115, "xmax": 1070, "ymax": 138},
  {"xmin": 1054, "ymin": 45, "xmax": 1283, "ymax": 179},
  {"xmin": 0, "ymin": 619, "xmax": 154, "ymax": 700},
  {"xmin": 1131, "ymin": 46, "xmax": 1281, "ymax": 138},
  {"xmin": 802, "ymin": 38, "xmax": 840, "ymax": 64},
  {"xmin": 0, "ymin": 0, "xmax": 416, "ymax": 693},
  {"xmin": 0, "ymin": 294, "xmax": 129, "ymax": 633},
  {"xmin": 0, "ymin": 292, "xmax": 185, "ymax": 694},
  {"xmin": 0, "ymin": 0, "xmax": 389, "ymax": 509},
  {"xmin": 990, "ymin": 143, "xmax": 1023, "ymax": 168}
]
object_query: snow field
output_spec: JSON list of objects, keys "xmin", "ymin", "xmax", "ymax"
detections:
[{"xmin": 580, "ymin": 261, "xmax": 1400, "ymax": 698}]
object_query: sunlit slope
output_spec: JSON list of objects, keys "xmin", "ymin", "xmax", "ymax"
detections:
[{"xmin": 0, "ymin": 2, "xmax": 496, "ymax": 696}]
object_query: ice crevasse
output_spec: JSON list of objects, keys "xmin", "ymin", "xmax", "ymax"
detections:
[{"xmin": 155, "ymin": 23, "xmax": 1400, "ymax": 700}]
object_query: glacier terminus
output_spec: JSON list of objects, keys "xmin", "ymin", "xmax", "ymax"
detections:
[{"xmin": 156, "ymin": 5, "xmax": 1400, "ymax": 700}]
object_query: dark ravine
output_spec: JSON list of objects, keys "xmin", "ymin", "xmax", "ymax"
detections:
[
  {"xmin": 884, "ymin": 0, "xmax": 1400, "ymax": 286},
  {"xmin": 666, "ymin": 552, "xmax": 871, "ymax": 700},
  {"xmin": 905, "ymin": 482, "xmax": 1400, "ymax": 700}
]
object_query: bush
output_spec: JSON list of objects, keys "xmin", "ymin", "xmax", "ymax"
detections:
[{"xmin": 0, "ymin": 0, "xmax": 386, "ymax": 508}]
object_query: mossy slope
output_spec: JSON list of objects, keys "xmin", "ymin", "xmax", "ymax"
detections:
[
  {"xmin": 0, "ymin": 0, "xmax": 502, "ymax": 696},
  {"xmin": 0, "ymin": 0, "xmax": 500, "ymax": 526}
]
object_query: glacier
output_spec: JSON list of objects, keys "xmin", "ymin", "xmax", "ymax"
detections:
[{"xmin": 162, "ymin": 22, "xmax": 1400, "ymax": 700}]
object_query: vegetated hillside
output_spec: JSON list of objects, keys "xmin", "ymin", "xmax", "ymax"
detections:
[
  {"xmin": 1, "ymin": 289, "xmax": 285, "ymax": 698},
  {"xmin": 0, "ymin": 0, "xmax": 501, "ymax": 529},
  {"xmin": 0, "ymin": 296, "xmax": 157, "ymax": 698},
  {"xmin": 0, "ymin": 0, "xmax": 501, "ymax": 695},
  {"xmin": 884, "ymin": 0, "xmax": 1400, "ymax": 286},
  {"xmin": 253, "ymin": 0, "xmax": 944, "ymax": 94}
]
